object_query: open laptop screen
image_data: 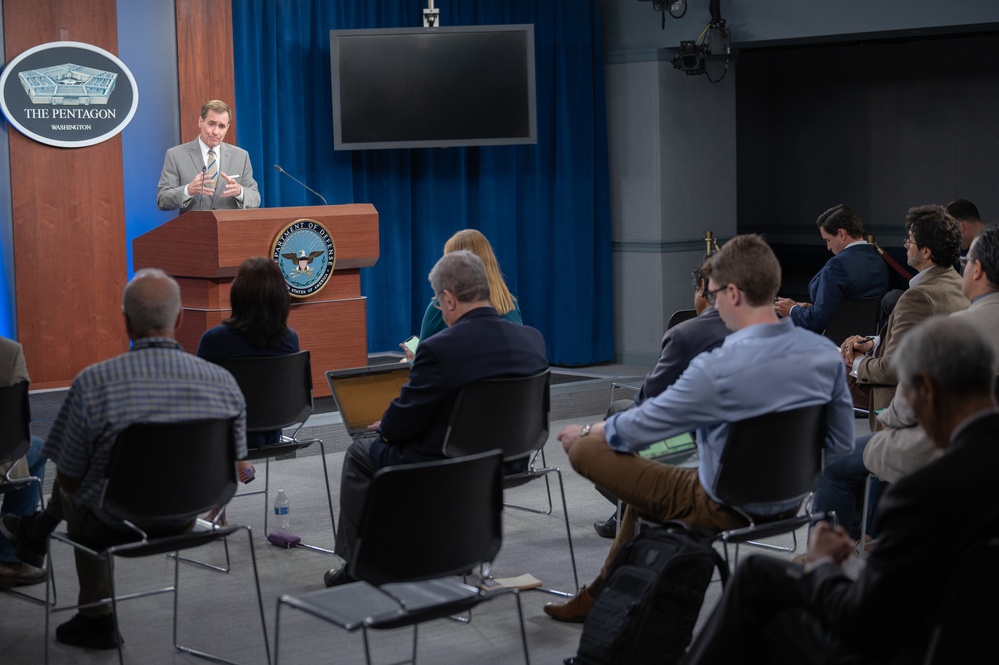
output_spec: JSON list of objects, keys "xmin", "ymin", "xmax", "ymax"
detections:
[{"xmin": 325, "ymin": 365, "xmax": 411, "ymax": 435}]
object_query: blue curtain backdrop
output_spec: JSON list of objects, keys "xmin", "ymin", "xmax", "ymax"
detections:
[{"xmin": 231, "ymin": 0, "xmax": 612, "ymax": 365}]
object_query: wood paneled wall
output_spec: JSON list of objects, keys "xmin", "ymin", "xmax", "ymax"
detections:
[
  {"xmin": 175, "ymin": 0, "xmax": 237, "ymax": 143},
  {"xmin": 4, "ymin": 0, "xmax": 129, "ymax": 388}
]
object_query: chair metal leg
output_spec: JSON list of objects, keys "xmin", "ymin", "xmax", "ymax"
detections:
[
  {"xmin": 512, "ymin": 589, "xmax": 532, "ymax": 665},
  {"xmin": 1, "ymin": 478, "xmax": 54, "ymax": 605},
  {"xmin": 168, "ymin": 525, "xmax": 233, "ymax": 573},
  {"xmin": 174, "ymin": 526, "xmax": 272, "ymax": 665},
  {"xmin": 504, "ymin": 450, "xmax": 554, "ymax": 516},
  {"xmin": 859, "ymin": 475, "xmax": 879, "ymax": 559},
  {"xmin": 745, "ymin": 529, "xmax": 798, "ymax": 554},
  {"xmin": 535, "ymin": 469, "xmax": 579, "ymax": 597},
  {"xmin": 319, "ymin": 441, "xmax": 338, "ymax": 544}
]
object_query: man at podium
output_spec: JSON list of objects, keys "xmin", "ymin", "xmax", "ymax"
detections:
[{"xmin": 156, "ymin": 99, "xmax": 261, "ymax": 213}]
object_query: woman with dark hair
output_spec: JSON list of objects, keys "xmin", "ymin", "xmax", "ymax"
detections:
[{"xmin": 197, "ymin": 256, "xmax": 300, "ymax": 484}]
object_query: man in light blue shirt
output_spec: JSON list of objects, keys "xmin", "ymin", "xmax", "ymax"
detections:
[{"xmin": 543, "ymin": 234, "xmax": 854, "ymax": 624}]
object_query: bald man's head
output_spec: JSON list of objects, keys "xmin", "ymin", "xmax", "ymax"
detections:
[{"xmin": 122, "ymin": 268, "xmax": 182, "ymax": 339}]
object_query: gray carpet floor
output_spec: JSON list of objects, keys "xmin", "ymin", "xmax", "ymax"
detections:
[{"xmin": 1, "ymin": 369, "xmax": 869, "ymax": 664}]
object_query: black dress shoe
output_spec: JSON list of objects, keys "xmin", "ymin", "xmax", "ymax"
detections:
[
  {"xmin": 324, "ymin": 565, "xmax": 353, "ymax": 588},
  {"xmin": 55, "ymin": 613, "xmax": 123, "ymax": 650},
  {"xmin": 593, "ymin": 514, "xmax": 618, "ymax": 539}
]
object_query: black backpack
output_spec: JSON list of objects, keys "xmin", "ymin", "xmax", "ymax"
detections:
[{"xmin": 573, "ymin": 520, "xmax": 729, "ymax": 665}]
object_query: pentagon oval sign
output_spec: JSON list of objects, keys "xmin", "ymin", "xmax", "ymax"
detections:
[
  {"xmin": 272, "ymin": 219, "xmax": 336, "ymax": 298},
  {"xmin": 0, "ymin": 41, "xmax": 139, "ymax": 148}
]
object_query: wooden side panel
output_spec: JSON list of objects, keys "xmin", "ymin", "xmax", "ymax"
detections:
[
  {"xmin": 289, "ymin": 298, "xmax": 368, "ymax": 396},
  {"xmin": 4, "ymin": 0, "xmax": 130, "ymax": 387},
  {"xmin": 175, "ymin": 0, "xmax": 236, "ymax": 143}
]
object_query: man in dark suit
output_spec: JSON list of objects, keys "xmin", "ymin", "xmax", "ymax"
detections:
[
  {"xmin": 325, "ymin": 249, "xmax": 549, "ymax": 586},
  {"xmin": 156, "ymin": 99, "xmax": 261, "ymax": 213},
  {"xmin": 775, "ymin": 204, "xmax": 889, "ymax": 333},
  {"xmin": 682, "ymin": 315, "xmax": 999, "ymax": 665}
]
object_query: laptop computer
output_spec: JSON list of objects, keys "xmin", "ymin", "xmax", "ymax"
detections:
[{"xmin": 325, "ymin": 364, "xmax": 411, "ymax": 436}]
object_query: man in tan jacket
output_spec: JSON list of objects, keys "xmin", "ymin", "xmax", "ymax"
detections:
[
  {"xmin": 842, "ymin": 205, "xmax": 968, "ymax": 428},
  {"xmin": 815, "ymin": 222, "xmax": 999, "ymax": 539}
]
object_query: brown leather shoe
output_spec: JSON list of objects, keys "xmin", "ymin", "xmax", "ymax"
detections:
[
  {"xmin": 0, "ymin": 561, "xmax": 47, "ymax": 589},
  {"xmin": 543, "ymin": 585, "xmax": 595, "ymax": 623}
]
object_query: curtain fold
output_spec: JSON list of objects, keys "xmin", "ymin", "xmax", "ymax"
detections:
[{"xmin": 233, "ymin": 0, "xmax": 612, "ymax": 365}]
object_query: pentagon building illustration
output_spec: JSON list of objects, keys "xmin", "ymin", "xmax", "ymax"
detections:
[{"xmin": 18, "ymin": 63, "xmax": 117, "ymax": 105}]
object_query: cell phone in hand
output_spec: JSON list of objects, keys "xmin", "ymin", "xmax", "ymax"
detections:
[{"xmin": 403, "ymin": 335, "xmax": 420, "ymax": 354}]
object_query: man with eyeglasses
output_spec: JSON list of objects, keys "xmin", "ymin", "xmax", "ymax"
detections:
[
  {"xmin": 683, "ymin": 316, "xmax": 999, "ymax": 665},
  {"xmin": 323, "ymin": 250, "xmax": 548, "ymax": 587},
  {"xmin": 813, "ymin": 222, "xmax": 999, "ymax": 542},
  {"xmin": 545, "ymin": 234, "xmax": 854, "ymax": 623},
  {"xmin": 841, "ymin": 205, "xmax": 967, "ymax": 429}
]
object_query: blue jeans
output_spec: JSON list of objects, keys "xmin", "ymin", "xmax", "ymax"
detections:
[
  {"xmin": 0, "ymin": 435, "xmax": 47, "ymax": 563},
  {"xmin": 812, "ymin": 433, "xmax": 887, "ymax": 540}
]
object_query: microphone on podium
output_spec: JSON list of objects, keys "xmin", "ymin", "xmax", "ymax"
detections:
[
  {"xmin": 198, "ymin": 166, "xmax": 208, "ymax": 211},
  {"xmin": 273, "ymin": 164, "xmax": 328, "ymax": 206}
]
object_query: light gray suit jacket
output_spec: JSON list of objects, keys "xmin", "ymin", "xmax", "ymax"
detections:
[{"xmin": 157, "ymin": 138, "xmax": 260, "ymax": 213}]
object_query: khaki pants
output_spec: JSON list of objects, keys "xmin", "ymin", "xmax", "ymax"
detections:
[{"xmin": 567, "ymin": 435, "xmax": 747, "ymax": 580}]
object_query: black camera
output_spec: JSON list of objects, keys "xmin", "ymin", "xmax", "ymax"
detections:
[{"xmin": 672, "ymin": 40, "xmax": 705, "ymax": 75}]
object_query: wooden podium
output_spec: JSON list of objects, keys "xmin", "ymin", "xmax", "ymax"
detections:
[{"xmin": 133, "ymin": 204, "xmax": 379, "ymax": 397}]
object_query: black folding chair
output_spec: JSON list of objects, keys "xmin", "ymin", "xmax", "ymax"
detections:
[
  {"xmin": 275, "ymin": 450, "xmax": 530, "ymax": 665},
  {"xmin": 0, "ymin": 380, "xmax": 47, "ymax": 603},
  {"xmin": 712, "ymin": 403, "xmax": 836, "ymax": 565},
  {"xmin": 822, "ymin": 297, "xmax": 882, "ymax": 347},
  {"xmin": 442, "ymin": 369, "xmax": 578, "ymax": 595},
  {"xmin": 221, "ymin": 351, "xmax": 336, "ymax": 553},
  {"xmin": 44, "ymin": 418, "xmax": 270, "ymax": 665}
]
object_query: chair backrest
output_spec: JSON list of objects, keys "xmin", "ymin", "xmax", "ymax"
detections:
[
  {"xmin": 713, "ymin": 404, "xmax": 827, "ymax": 508},
  {"xmin": 101, "ymin": 418, "xmax": 238, "ymax": 525},
  {"xmin": 0, "ymin": 381, "xmax": 31, "ymax": 467},
  {"xmin": 925, "ymin": 537, "xmax": 999, "ymax": 663},
  {"xmin": 441, "ymin": 370, "xmax": 550, "ymax": 463},
  {"xmin": 667, "ymin": 309, "xmax": 698, "ymax": 330},
  {"xmin": 350, "ymin": 449, "xmax": 504, "ymax": 586},
  {"xmin": 822, "ymin": 297, "xmax": 882, "ymax": 347},
  {"xmin": 221, "ymin": 351, "xmax": 313, "ymax": 432}
]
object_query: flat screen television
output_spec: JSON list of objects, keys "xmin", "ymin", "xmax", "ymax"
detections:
[{"xmin": 329, "ymin": 24, "xmax": 537, "ymax": 150}]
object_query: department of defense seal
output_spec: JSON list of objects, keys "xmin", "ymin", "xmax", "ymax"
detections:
[{"xmin": 272, "ymin": 219, "xmax": 336, "ymax": 298}]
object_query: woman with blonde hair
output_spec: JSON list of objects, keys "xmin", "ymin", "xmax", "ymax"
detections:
[{"xmin": 405, "ymin": 229, "xmax": 522, "ymax": 357}]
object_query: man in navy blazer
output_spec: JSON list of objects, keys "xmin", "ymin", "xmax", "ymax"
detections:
[
  {"xmin": 326, "ymin": 250, "xmax": 548, "ymax": 585},
  {"xmin": 156, "ymin": 100, "xmax": 260, "ymax": 213},
  {"xmin": 775, "ymin": 204, "xmax": 889, "ymax": 333}
]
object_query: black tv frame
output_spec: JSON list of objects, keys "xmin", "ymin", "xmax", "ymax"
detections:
[{"xmin": 329, "ymin": 24, "xmax": 537, "ymax": 151}]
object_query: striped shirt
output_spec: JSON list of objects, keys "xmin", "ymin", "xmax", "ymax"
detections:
[{"xmin": 43, "ymin": 338, "xmax": 247, "ymax": 524}]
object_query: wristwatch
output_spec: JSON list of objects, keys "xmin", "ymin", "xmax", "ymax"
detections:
[{"xmin": 580, "ymin": 423, "xmax": 592, "ymax": 438}]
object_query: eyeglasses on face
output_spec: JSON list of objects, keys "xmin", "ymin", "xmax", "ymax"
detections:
[
  {"xmin": 704, "ymin": 283, "xmax": 729, "ymax": 306},
  {"xmin": 903, "ymin": 237, "xmax": 917, "ymax": 248},
  {"xmin": 431, "ymin": 294, "xmax": 441, "ymax": 310}
]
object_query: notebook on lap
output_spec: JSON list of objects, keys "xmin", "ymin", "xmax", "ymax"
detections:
[
  {"xmin": 637, "ymin": 432, "xmax": 697, "ymax": 463},
  {"xmin": 325, "ymin": 364, "xmax": 411, "ymax": 436}
]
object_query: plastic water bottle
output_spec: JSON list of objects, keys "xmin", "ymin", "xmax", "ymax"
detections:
[{"xmin": 274, "ymin": 489, "xmax": 291, "ymax": 530}]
